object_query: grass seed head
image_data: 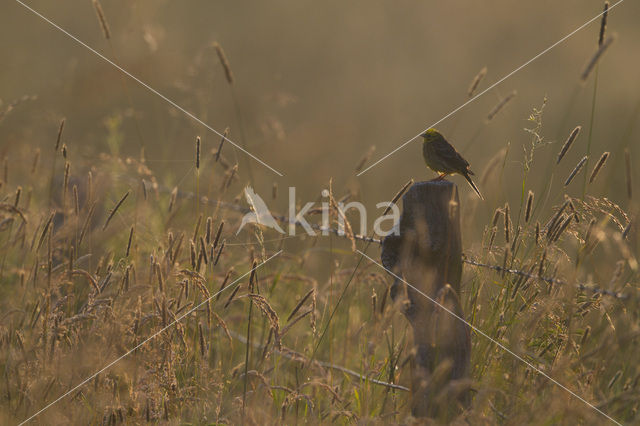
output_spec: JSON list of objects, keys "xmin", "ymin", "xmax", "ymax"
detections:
[
  {"xmin": 196, "ymin": 136, "xmax": 201, "ymax": 170},
  {"xmin": 557, "ymin": 126, "xmax": 581, "ymax": 164},
  {"xmin": 92, "ymin": 0, "xmax": 111, "ymax": 40},
  {"xmin": 55, "ymin": 119, "xmax": 65, "ymax": 151},
  {"xmin": 525, "ymin": 191, "xmax": 534, "ymax": 223},
  {"xmin": 468, "ymin": 66, "xmax": 487, "ymax": 98},
  {"xmin": 599, "ymin": 2, "xmax": 610, "ymax": 47},
  {"xmin": 589, "ymin": 151, "xmax": 609, "ymax": 183},
  {"xmin": 213, "ymin": 42, "xmax": 234, "ymax": 85},
  {"xmin": 564, "ymin": 156, "xmax": 588, "ymax": 186},
  {"xmin": 487, "ymin": 90, "xmax": 517, "ymax": 122},
  {"xmin": 581, "ymin": 35, "xmax": 616, "ymax": 82}
]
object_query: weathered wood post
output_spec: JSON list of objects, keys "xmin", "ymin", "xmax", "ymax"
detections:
[{"xmin": 381, "ymin": 181, "xmax": 471, "ymax": 418}]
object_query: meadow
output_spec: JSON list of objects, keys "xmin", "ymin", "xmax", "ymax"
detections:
[{"xmin": 1, "ymin": 1, "xmax": 639, "ymax": 424}]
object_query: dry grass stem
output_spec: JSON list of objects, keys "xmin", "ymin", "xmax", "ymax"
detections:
[
  {"xmin": 384, "ymin": 179, "xmax": 414, "ymax": 216},
  {"xmin": 624, "ymin": 148, "xmax": 632, "ymax": 199}
]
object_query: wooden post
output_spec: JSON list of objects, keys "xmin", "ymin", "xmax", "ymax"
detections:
[{"xmin": 381, "ymin": 181, "xmax": 471, "ymax": 418}]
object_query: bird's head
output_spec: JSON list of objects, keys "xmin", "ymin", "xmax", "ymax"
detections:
[{"xmin": 420, "ymin": 128, "xmax": 442, "ymax": 144}]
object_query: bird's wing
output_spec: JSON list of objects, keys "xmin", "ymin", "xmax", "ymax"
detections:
[{"xmin": 434, "ymin": 138, "xmax": 470, "ymax": 170}]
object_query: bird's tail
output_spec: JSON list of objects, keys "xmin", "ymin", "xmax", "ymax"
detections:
[{"xmin": 463, "ymin": 172, "xmax": 484, "ymax": 200}]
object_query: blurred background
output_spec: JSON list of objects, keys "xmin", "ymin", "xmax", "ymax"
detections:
[
  {"xmin": 1, "ymin": 2, "xmax": 639, "ymax": 422},
  {"xmin": 1, "ymin": 0, "xmax": 638, "ymax": 247}
]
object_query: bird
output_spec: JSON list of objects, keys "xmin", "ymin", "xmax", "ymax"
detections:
[{"xmin": 421, "ymin": 128, "xmax": 483, "ymax": 200}]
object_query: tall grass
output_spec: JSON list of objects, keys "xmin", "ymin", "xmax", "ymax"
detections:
[{"xmin": 0, "ymin": 2, "xmax": 638, "ymax": 424}]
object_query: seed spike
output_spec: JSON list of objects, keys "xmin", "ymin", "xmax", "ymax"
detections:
[
  {"xmin": 213, "ymin": 42, "xmax": 234, "ymax": 85},
  {"xmin": 103, "ymin": 191, "xmax": 130, "ymax": 231},
  {"xmin": 581, "ymin": 35, "xmax": 616, "ymax": 82},
  {"xmin": 564, "ymin": 156, "xmax": 588, "ymax": 187},
  {"xmin": 195, "ymin": 136, "xmax": 201, "ymax": 170},
  {"xmin": 589, "ymin": 152, "xmax": 609, "ymax": 183},
  {"xmin": 91, "ymin": 0, "xmax": 111, "ymax": 40},
  {"xmin": 487, "ymin": 90, "xmax": 517, "ymax": 122},
  {"xmin": 215, "ymin": 127, "xmax": 230, "ymax": 162},
  {"xmin": 468, "ymin": 66, "xmax": 488, "ymax": 98},
  {"xmin": 55, "ymin": 119, "xmax": 65, "ymax": 151},
  {"xmin": 599, "ymin": 2, "xmax": 610, "ymax": 47},
  {"xmin": 525, "ymin": 191, "xmax": 534, "ymax": 223},
  {"xmin": 557, "ymin": 126, "xmax": 581, "ymax": 164}
]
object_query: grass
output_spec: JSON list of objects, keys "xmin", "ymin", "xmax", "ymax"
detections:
[
  {"xmin": 0, "ymin": 101, "xmax": 637, "ymax": 423},
  {"xmin": 1, "ymin": 2, "xmax": 639, "ymax": 424}
]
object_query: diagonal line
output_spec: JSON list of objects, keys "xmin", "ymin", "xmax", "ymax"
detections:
[
  {"xmin": 13, "ymin": 0, "xmax": 284, "ymax": 177},
  {"xmin": 357, "ymin": 0, "xmax": 625, "ymax": 176},
  {"xmin": 357, "ymin": 249, "xmax": 621, "ymax": 425},
  {"xmin": 19, "ymin": 250, "xmax": 283, "ymax": 425}
]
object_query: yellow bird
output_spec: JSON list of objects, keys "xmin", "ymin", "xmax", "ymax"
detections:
[{"xmin": 421, "ymin": 128, "xmax": 483, "ymax": 200}]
